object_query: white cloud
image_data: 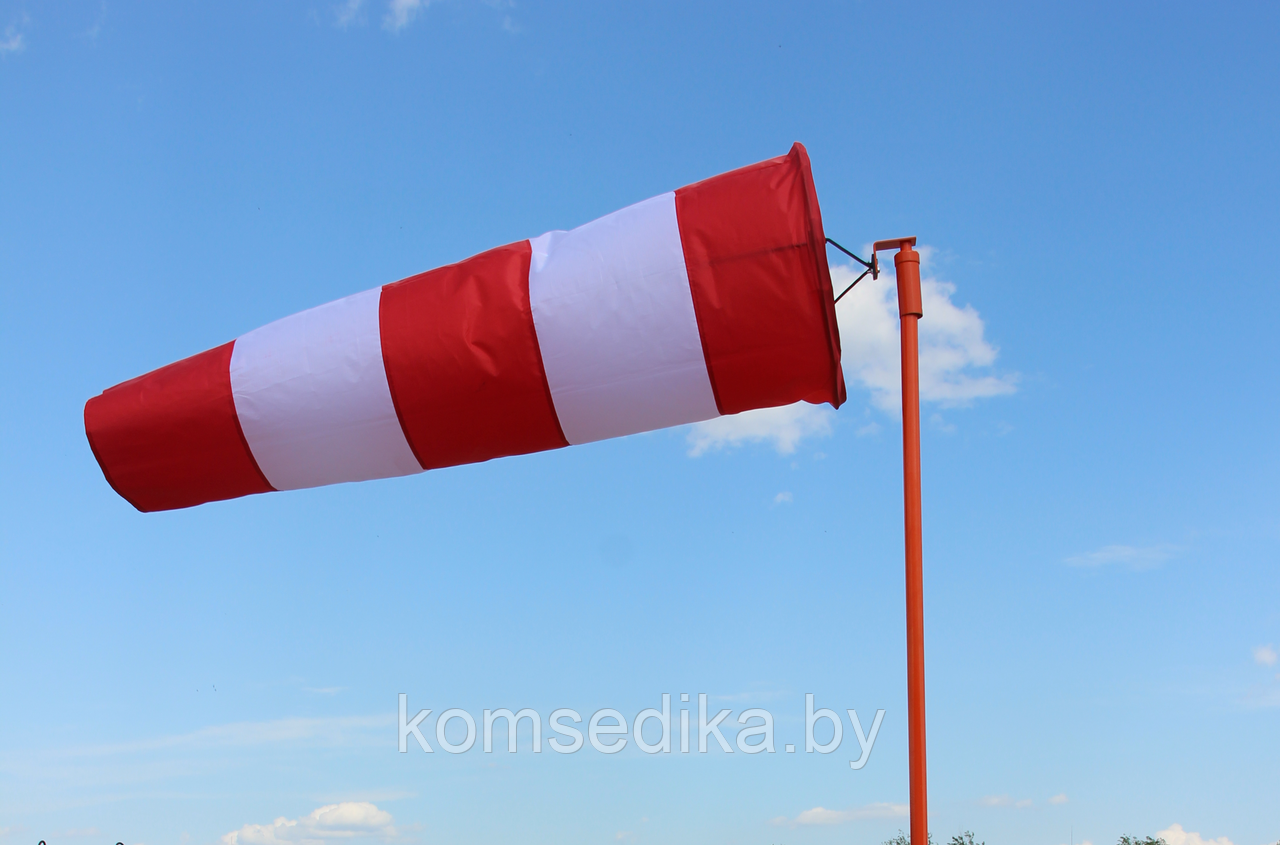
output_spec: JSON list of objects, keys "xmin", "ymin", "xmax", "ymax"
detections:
[
  {"xmin": 1049, "ymin": 793, "xmax": 1068, "ymax": 805},
  {"xmin": 383, "ymin": 0, "xmax": 426, "ymax": 30},
  {"xmin": 686, "ymin": 402, "xmax": 833, "ymax": 456},
  {"xmin": 1064, "ymin": 543, "xmax": 1178, "ymax": 569},
  {"xmin": 1, "ymin": 15, "xmax": 30, "ymax": 55},
  {"xmin": 1157, "ymin": 823, "xmax": 1235, "ymax": 845},
  {"xmin": 335, "ymin": 0, "xmax": 365, "ymax": 27},
  {"xmin": 773, "ymin": 491, "xmax": 792, "ymax": 505},
  {"xmin": 222, "ymin": 802, "xmax": 396, "ymax": 845},
  {"xmin": 833, "ymin": 253, "xmax": 1016, "ymax": 412},
  {"xmin": 685, "ymin": 247, "xmax": 1013, "ymax": 455},
  {"xmin": 770, "ymin": 803, "xmax": 908, "ymax": 826},
  {"xmin": 1254, "ymin": 644, "xmax": 1277, "ymax": 666}
]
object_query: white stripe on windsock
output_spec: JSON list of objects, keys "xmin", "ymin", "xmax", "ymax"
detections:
[
  {"xmin": 528, "ymin": 192, "xmax": 720, "ymax": 445},
  {"xmin": 229, "ymin": 287, "xmax": 423, "ymax": 491}
]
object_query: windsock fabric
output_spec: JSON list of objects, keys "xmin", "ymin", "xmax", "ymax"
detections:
[{"xmin": 85, "ymin": 142, "xmax": 844, "ymax": 512}]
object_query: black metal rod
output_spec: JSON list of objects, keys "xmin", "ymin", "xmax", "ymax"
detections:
[
  {"xmin": 825, "ymin": 237, "xmax": 873, "ymax": 269},
  {"xmin": 833, "ymin": 268, "xmax": 871, "ymax": 303}
]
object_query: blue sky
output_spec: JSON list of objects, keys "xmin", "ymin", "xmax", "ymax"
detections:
[{"xmin": 1, "ymin": 2, "xmax": 1278, "ymax": 844}]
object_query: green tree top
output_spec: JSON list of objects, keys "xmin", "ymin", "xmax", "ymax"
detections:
[
  {"xmin": 949, "ymin": 834, "xmax": 984, "ymax": 845},
  {"xmin": 881, "ymin": 830, "xmax": 981, "ymax": 845},
  {"xmin": 882, "ymin": 832, "xmax": 934, "ymax": 845}
]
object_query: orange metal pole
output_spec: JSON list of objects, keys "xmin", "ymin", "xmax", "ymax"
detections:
[{"xmin": 894, "ymin": 240, "xmax": 928, "ymax": 845}]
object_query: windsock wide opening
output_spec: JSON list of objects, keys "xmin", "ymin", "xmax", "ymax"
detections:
[
  {"xmin": 673, "ymin": 141, "xmax": 845, "ymax": 415},
  {"xmin": 797, "ymin": 142, "xmax": 846, "ymax": 410},
  {"xmin": 85, "ymin": 143, "xmax": 845, "ymax": 511}
]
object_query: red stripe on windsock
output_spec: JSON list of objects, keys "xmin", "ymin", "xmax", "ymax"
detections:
[
  {"xmin": 380, "ymin": 241, "xmax": 569, "ymax": 471},
  {"xmin": 674, "ymin": 142, "xmax": 845, "ymax": 414},
  {"xmin": 84, "ymin": 342, "xmax": 274, "ymax": 512}
]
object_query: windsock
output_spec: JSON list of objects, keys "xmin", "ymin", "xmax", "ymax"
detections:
[{"xmin": 85, "ymin": 142, "xmax": 844, "ymax": 512}]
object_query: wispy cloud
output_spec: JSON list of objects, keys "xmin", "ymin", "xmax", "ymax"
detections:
[
  {"xmin": 770, "ymin": 803, "xmax": 907, "ymax": 826},
  {"xmin": 222, "ymin": 802, "xmax": 397, "ymax": 845},
  {"xmin": 773, "ymin": 491, "xmax": 792, "ymax": 505},
  {"xmin": 335, "ymin": 0, "xmax": 366, "ymax": 28},
  {"xmin": 384, "ymin": 0, "xmax": 427, "ymax": 31},
  {"xmin": 1243, "ymin": 688, "xmax": 1280, "ymax": 708},
  {"xmin": 58, "ymin": 715, "xmax": 391, "ymax": 759},
  {"xmin": 1, "ymin": 14, "xmax": 30, "ymax": 55},
  {"xmin": 1049, "ymin": 793, "xmax": 1068, "ymax": 805},
  {"xmin": 929, "ymin": 412, "xmax": 956, "ymax": 434},
  {"xmin": 686, "ymin": 247, "xmax": 1014, "ymax": 455},
  {"xmin": 313, "ymin": 790, "xmax": 415, "ymax": 806},
  {"xmin": 1254, "ymin": 644, "xmax": 1277, "ymax": 666},
  {"xmin": 1156, "ymin": 823, "xmax": 1234, "ymax": 845},
  {"xmin": 1064, "ymin": 543, "xmax": 1179, "ymax": 570},
  {"xmin": 980, "ymin": 794, "xmax": 1031, "ymax": 808},
  {"xmin": 710, "ymin": 688, "xmax": 789, "ymax": 704},
  {"xmin": 81, "ymin": 3, "xmax": 106, "ymax": 40}
]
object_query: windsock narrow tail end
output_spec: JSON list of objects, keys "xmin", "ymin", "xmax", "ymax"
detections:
[{"xmin": 85, "ymin": 342, "xmax": 274, "ymax": 513}]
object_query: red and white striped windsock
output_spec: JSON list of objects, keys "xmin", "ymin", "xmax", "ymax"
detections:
[{"xmin": 85, "ymin": 142, "xmax": 845, "ymax": 512}]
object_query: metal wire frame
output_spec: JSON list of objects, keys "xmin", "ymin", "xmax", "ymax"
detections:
[{"xmin": 825, "ymin": 238, "xmax": 879, "ymax": 303}]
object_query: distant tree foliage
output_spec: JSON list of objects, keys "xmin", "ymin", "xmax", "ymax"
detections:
[
  {"xmin": 882, "ymin": 832, "xmax": 935, "ymax": 845},
  {"xmin": 880, "ymin": 831, "xmax": 983, "ymax": 845},
  {"xmin": 882, "ymin": 833, "xmax": 936, "ymax": 845},
  {"xmin": 1117, "ymin": 838, "xmax": 1167, "ymax": 845},
  {"xmin": 949, "ymin": 834, "xmax": 984, "ymax": 845}
]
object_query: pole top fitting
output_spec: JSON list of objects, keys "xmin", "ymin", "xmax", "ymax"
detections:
[
  {"xmin": 874, "ymin": 237, "xmax": 923, "ymax": 318},
  {"xmin": 872, "ymin": 237, "xmax": 917, "ymax": 255}
]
